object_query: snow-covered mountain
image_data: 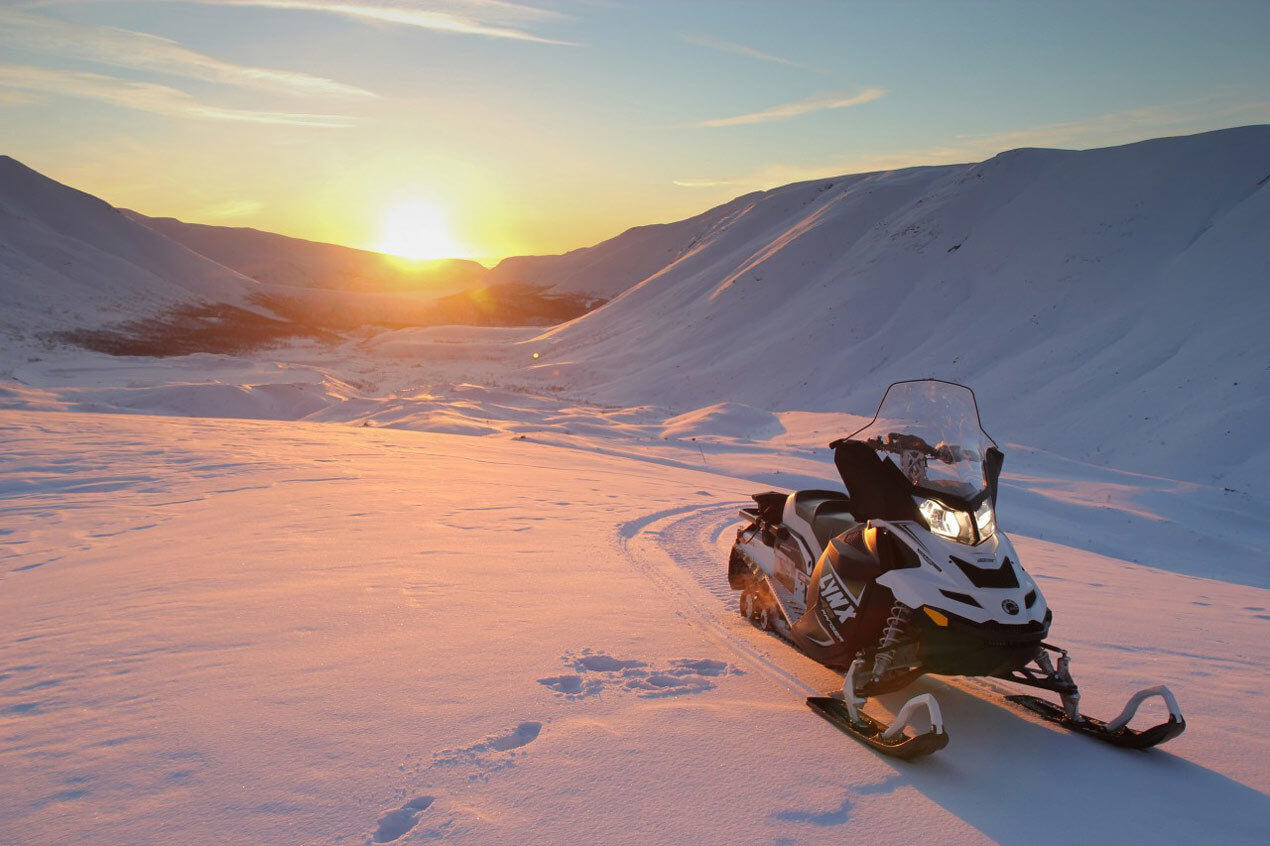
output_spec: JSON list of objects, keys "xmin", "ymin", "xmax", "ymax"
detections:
[
  {"xmin": 0, "ymin": 161, "xmax": 594, "ymax": 353},
  {"xmin": 0, "ymin": 155, "xmax": 266, "ymax": 338},
  {"xmin": 522, "ymin": 126, "xmax": 1270, "ymax": 495},
  {"xmin": 127, "ymin": 212, "xmax": 489, "ymax": 298},
  {"xmin": 487, "ymin": 193, "xmax": 763, "ymax": 299}
]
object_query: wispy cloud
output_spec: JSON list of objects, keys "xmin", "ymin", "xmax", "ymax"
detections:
[
  {"xmin": 197, "ymin": 198, "xmax": 265, "ymax": 219},
  {"xmin": 0, "ymin": 8, "xmax": 376, "ymax": 99},
  {"xmin": 0, "ymin": 64, "xmax": 356, "ymax": 126},
  {"xmin": 951, "ymin": 100, "xmax": 1270, "ymax": 150},
  {"xmin": 696, "ymin": 88, "xmax": 885, "ymax": 128},
  {"xmin": 672, "ymin": 177, "xmax": 739, "ymax": 188},
  {"xmin": 675, "ymin": 99, "xmax": 1270, "ymax": 192},
  {"xmin": 679, "ymin": 33, "xmax": 803, "ymax": 68},
  {"xmin": 0, "ymin": 88, "xmax": 40, "ymax": 106},
  {"xmin": 43, "ymin": 0, "xmax": 580, "ymax": 45},
  {"xmin": 259, "ymin": 1, "xmax": 574, "ymax": 44}
]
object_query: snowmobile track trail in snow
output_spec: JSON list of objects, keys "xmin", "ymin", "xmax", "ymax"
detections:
[{"xmin": 616, "ymin": 503, "xmax": 833, "ymax": 700}]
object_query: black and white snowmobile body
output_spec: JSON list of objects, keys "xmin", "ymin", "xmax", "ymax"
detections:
[{"xmin": 729, "ymin": 379, "xmax": 1185, "ymax": 758}]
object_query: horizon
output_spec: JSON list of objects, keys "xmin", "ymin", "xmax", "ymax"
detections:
[
  {"xmin": 2, "ymin": 1, "xmax": 1269, "ymax": 264},
  {"xmin": 10, "ymin": 121, "xmax": 1270, "ymax": 271}
]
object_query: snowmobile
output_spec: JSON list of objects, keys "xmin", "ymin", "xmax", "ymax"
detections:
[{"xmin": 728, "ymin": 379, "xmax": 1185, "ymax": 759}]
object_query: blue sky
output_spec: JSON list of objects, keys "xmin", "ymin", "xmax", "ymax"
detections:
[{"xmin": 1, "ymin": 0, "xmax": 1267, "ymax": 260}]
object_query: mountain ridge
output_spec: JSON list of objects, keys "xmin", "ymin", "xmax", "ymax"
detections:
[{"xmin": 517, "ymin": 125, "xmax": 1270, "ymax": 495}]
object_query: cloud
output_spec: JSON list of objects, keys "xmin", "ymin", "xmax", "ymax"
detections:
[
  {"xmin": 696, "ymin": 88, "xmax": 885, "ymax": 128},
  {"xmin": 0, "ymin": 88, "xmax": 41, "ymax": 106},
  {"xmin": 0, "ymin": 8, "xmax": 376, "ymax": 99},
  {"xmin": 0, "ymin": 64, "xmax": 356, "ymax": 126},
  {"xmin": 950, "ymin": 100, "xmax": 1270, "ymax": 151},
  {"xmin": 37, "ymin": 0, "xmax": 579, "ymax": 45},
  {"xmin": 235, "ymin": 1, "xmax": 575, "ymax": 44},
  {"xmin": 197, "ymin": 198, "xmax": 265, "ymax": 219},
  {"xmin": 678, "ymin": 33, "xmax": 802, "ymax": 68},
  {"xmin": 672, "ymin": 177, "xmax": 739, "ymax": 188}
]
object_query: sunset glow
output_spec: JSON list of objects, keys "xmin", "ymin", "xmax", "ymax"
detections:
[
  {"xmin": 374, "ymin": 199, "xmax": 467, "ymax": 261},
  {"xmin": 3, "ymin": 3, "xmax": 1264, "ymax": 263}
]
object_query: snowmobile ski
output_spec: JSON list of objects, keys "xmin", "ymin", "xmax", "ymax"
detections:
[
  {"xmin": 807, "ymin": 695, "xmax": 949, "ymax": 759},
  {"xmin": 1006, "ymin": 686, "xmax": 1186, "ymax": 750},
  {"xmin": 806, "ymin": 657, "xmax": 948, "ymax": 760}
]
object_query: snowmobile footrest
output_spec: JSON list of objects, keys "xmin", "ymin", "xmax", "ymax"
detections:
[
  {"xmin": 1006, "ymin": 693, "xmax": 1186, "ymax": 749},
  {"xmin": 807, "ymin": 696, "xmax": 949, "ymax": 760}
]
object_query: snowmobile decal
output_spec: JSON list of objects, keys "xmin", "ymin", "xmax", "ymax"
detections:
[
  {"xmin": 886, "ymin": 521, "xmax": 941, "ymax": 570},
  {"xmin": 817, "ymin": 568, "xmax": 861, "ymax": 626}
]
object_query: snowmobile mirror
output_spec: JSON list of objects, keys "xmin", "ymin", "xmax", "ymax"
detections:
[{"xmin": 984, "ymin": 447, "xmax": 1004, "ymax": 506}]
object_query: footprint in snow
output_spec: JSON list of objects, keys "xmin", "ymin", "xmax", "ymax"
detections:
[
  {"xmin": 539, "ymin": 651, "xmax": 742, "ymax": 699},
  {"xmin": 368, "ymin": 722, "xmax": 542, "ymax": 841},
  {"xmin": 431, "ymin": 721, "xmax": 543, "ymax": 779},
  {"xmin": 372, "ymin": 796, "xmax": 435, "ymax": 843},
  {"xmin": 537, "ymin": 674, "xmax": 603, "ymax": 697}
]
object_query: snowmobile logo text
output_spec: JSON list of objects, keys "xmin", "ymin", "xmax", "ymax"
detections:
[{"xmin": 818, "ymin": 571, "xmax": 858, "ymax": 625}]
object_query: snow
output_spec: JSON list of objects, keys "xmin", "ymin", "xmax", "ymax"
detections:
[
  {"xmin": 2, "ymin": 410, "xmax": 1266, "ymax": 844},
  {"xmin": 3, "ymin": 127, "xmax": 1270, "ymax": 843}
]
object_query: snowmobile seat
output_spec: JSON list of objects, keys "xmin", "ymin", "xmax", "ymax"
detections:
[
  {"xmin": 792, "ymin": 489, "xmax": 851, "ymax": 525},
  {"xmin": 792, "ymin": 490, "xmax": 859, "ymax": 548},
  {"xmin": 811, "ymin": 503, "xmax": 859, "ymax": 549}
]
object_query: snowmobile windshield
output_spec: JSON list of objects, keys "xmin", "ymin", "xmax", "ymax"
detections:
[{"xmin": 845, "ymin": 380, "xmax": 998, "ymax": 501}]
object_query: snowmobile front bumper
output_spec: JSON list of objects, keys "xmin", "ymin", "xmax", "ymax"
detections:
[{"xmin": 916, "ymin": 608, "xmax": 1050, "ymax": 677}]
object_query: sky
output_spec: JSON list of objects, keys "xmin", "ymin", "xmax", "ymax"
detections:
[{"xmin": 1, "ymin": 0, "xmax": 1268, "ymax": 264}]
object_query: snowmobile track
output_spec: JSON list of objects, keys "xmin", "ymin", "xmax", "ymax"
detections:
[{"xmin": 616, "ymin": 503, "xmax": 831, "ymax": 700}]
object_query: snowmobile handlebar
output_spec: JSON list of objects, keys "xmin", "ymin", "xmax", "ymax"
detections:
[{"xmin": 863, "ymin": 433, "xmax": 976, "ymax": 465}]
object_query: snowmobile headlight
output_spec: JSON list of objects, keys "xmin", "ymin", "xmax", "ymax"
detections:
[
  {"xmin": 974, "ymin": 500, "xmax": 996, "ymax": 541},
  {"xmin": 917, "ymin": 497, "xmax": 975, "ymax": 545}
]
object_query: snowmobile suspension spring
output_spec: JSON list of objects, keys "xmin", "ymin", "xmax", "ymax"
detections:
[{"xmin": 871, "ymin": 602, "xmax": 912, "ymax": 681}]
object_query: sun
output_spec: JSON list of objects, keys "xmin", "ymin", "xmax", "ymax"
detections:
[{"xmin": 375, "ymin": 199, "xmax": 467, "ymax": 260}]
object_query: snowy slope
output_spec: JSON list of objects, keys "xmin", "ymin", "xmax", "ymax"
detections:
[
  {"xmin": 1, "ymin": 410, "xmax": 1266, "ymax": 845},
  {"xmin": 0, "ymin": 156, "xmax": 268, "ymax": 337},
  {"xmin": 521, "ymin": 126, "xmax": 1270, "ymax": 497},
  {"xmin": 487, "ymin": 192, "xmax": 764, "ymax": 299},
  {"xmin": 127, "ymin": 212, "xmax": 489, "ymax": 298},
  {"xmin": 0, "ymin": 159, "xmax": 591, "ymax": 354}
]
